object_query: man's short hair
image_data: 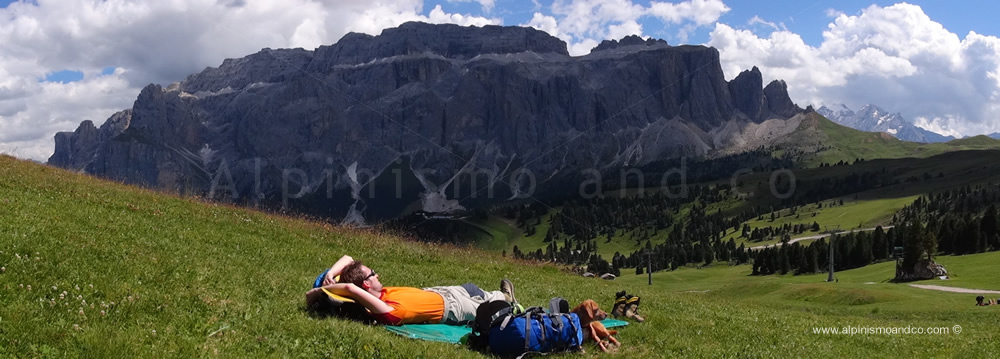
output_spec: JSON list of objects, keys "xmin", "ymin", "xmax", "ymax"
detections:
[{"xmin": 339, "ymin": 261, "xmax": 368, "ymax": 288}]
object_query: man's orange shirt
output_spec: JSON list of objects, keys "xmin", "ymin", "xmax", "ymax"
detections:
[{"xmin": 374, "ymin": 287, "xmax": 445, "ymax": 325}]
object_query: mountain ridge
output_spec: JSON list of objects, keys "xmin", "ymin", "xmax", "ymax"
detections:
[{"xmin": 49, "ymin": 21, "xmax": 803, "ymax": 222}]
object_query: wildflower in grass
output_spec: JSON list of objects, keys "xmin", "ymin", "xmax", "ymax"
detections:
[
  {"xmin": 100, "ymin": 310, "xmax": 105, "ymax": 316},
  {"xmin": 73, "ymin": 324, "xmax": 80, "ymax": 331},
  {"xmin": 78, "ymin": 309, "xmax": 84, "ymax": 315},
  {"xmin": 1, "ymin": 266, "xmax": 5, "ymax": 272},
  {"xmin": 27, "ymin": 285, "xmax": 31, "ymax": 291},
  {"xmin": 151, "ymin": 329, "xmax": 157, "ymax": 336}
]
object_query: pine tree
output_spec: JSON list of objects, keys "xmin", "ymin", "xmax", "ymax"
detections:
[
  {"xmin": 902, "ymin": 223, "xmax": 924, "ymax": 270},
  {"xmin": 920, "ymin": 230, "xmax": 937, "ymax": 261},
  {"xmin": 778, "ymin": 247, "xmax": 791, "ymax": 275},
  {"xmin": 981, "ymin": 204, "xmax": 998, "ymax": 239}
]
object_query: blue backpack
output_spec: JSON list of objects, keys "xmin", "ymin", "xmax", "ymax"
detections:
[{"xmin": 471, "ymin": 298, "xmax": 584, "ymax": 356}]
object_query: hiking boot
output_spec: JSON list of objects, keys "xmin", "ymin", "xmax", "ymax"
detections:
[
  {"xmin": 624, "ymin": 302, "xmax": 644, "ymax": 322},
  {"xmin": 611, "ymin": 301, "xmax": 626, "ymax": 318},
  {"xmin": 611, "ymin": 291, "xmax": 627, "ymax": 317},
  {"xmin": 500, "ymin": 278, "xmax": 518, "ymax": 305}
]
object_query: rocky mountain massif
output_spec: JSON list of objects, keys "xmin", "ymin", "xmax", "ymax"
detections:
[
  {"xmin": 817, "ymin": 104, "xmax": 953, "ymax": 143},
  {"xmin": 49, "ymin": 22, "xmax": 803, "ymax": 223}
]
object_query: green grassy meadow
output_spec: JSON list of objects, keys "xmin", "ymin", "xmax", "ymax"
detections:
[
  {"xmin": 794, "ymin": 114, "xmax": 1000, "ymax": 167},
  {"xmin": 724, "ymin": 195, "xmax": 916, "ymax": 248},
  {"xmin": 3, "ymin": 155, "xmax": 1000, "ymax": 357}
]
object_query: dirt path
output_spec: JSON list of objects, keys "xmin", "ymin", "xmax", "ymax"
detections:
[
  {"xmin": 749, "ymin": 226, "xmax": 894, "ymax": 250},
  {"xmin": 908, "ymin": 284, "xmax": 1000, "ymax": 294}
]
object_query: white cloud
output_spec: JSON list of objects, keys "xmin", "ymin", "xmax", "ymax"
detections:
[
  {"xmin": 0, "ymin": 0, "xmax": 498, "ymax": 161},
  {"xmin": 747, "ymin": 15, "xmax": 786, "ymax": 32},
  {"xmin": 446, "ymin": 0, "xmax": 496, "ymax": 12},
  {"xmin": 825, "ymin": 8, "xmax": 844, "ymax": 18},
  {"xmin": 708, "ymin": 3, "xmax": 1000, "ymax": 137},
  {"xmin": 0, "ymin": 68, "xmax": 135, "ymax": 161},
  {"xmin": 913, "ymin": 116, "xmax": 965, "ymax": 138},
  {"xmin": 427, "ymin": 4, "xmax": 501, "ymax": 26},
  {"xmin": 648, "ymin": 0, "xmax": 729, "ymax": 26},
  {"xmin": 524, "ymin": 0, "xmax": 729, "ymax": 56},
  {"xmin": 607, "ymin": 20, "xmax": 643, "ymax": 40},
  {"xmin": 526, "ymin": 12, "xmax": 562, "ymax": 39}
]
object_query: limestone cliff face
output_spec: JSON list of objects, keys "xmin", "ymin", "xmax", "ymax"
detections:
[
  {"xmin": 49, "ymin": 110, "xmax": 131, "ymax": 172},
  {"xmin": 49, "ymin": 22, "xmax": 801, "ymax": 222}
]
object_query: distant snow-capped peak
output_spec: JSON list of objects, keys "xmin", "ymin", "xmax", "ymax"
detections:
[{"xmin": 817, "ymin": 103, "xmax": 954, "ymax": 143}]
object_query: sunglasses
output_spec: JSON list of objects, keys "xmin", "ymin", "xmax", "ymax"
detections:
[{"xmin": 365, "ymin": 269, "xmax": 378, "ymax": 280}]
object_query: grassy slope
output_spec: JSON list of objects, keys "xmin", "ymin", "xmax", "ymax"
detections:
[
  {"xmin": 459, "ymin": 217, "xmax": 520, "ymax": 251},
  {"xmin": 915, "ymin": 253, "xmax": 1000, "ymax": 290},
  {"xmin": 723, "ymin": 195, "xmax": 916, "ymax": 248},
  {"xmin": 619, "ymin": 252, "xmax": 1000, "ymax": 356},
  {"xmin": 619, "ymin": 251, "xmax": 1000, "ymax": 295},
  {"xmin": 789, "ymin": 113, "xmax": 1000, "ymax": 167},
  {"xmin": 4, "ymin": 155, "xmax": 1000, "ymax": 357}
]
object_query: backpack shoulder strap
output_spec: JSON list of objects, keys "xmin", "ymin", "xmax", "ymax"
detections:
[
  {"xmin": 548, "ymin": 297, "xmax": 569, "ymax": 314},
  {"xmin": 523, "ymin": 311, "xmax": 532, "ymax": 352}
]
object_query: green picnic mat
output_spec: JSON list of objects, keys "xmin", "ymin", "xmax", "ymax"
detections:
[{"xmin": 385, "ymin": 318, "xmax": 629, "ymax": 344}]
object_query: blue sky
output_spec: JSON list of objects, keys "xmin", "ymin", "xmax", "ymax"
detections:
[
  {"xmin": 1, "ymin": 0, "xmax": 996, "ymax": 46},
  {"xmin": 416, "ymin": 0, "xmax": 1000, "ymax": 47},
  {"xmin": 1, "ymin": 0, "xmax": 999, "ymax": 161},
  {"xmin": 6, "ymin": 0, "xmax": 996, "ymax": 54}
]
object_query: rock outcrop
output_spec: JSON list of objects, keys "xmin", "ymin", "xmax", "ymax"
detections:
[
  {"xmin": 896, "ymin": 259, "xmax": 948, "ymax": 282},
  {"xmin": 763, "ymin": 79, "xmax": 799, "ymax": 118},
  {"xmin": 49, "ymin": 22, "xmax": 802, "ymax": 222},
  {"xmin": 591, "ymin": 35, "xmax": 667, "ymax": 52},
  {"xmin": 728, "ymin": 67, "xmax": 766, "ymax": 122},
  {"xmin": 49, "ymin": 110, "xmax": 131, "ymax": 172}
]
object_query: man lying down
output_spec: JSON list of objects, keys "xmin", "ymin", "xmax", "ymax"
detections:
[{"xmin": 305, "ymin": 255, "xmax": 519, "ymax": 325}]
